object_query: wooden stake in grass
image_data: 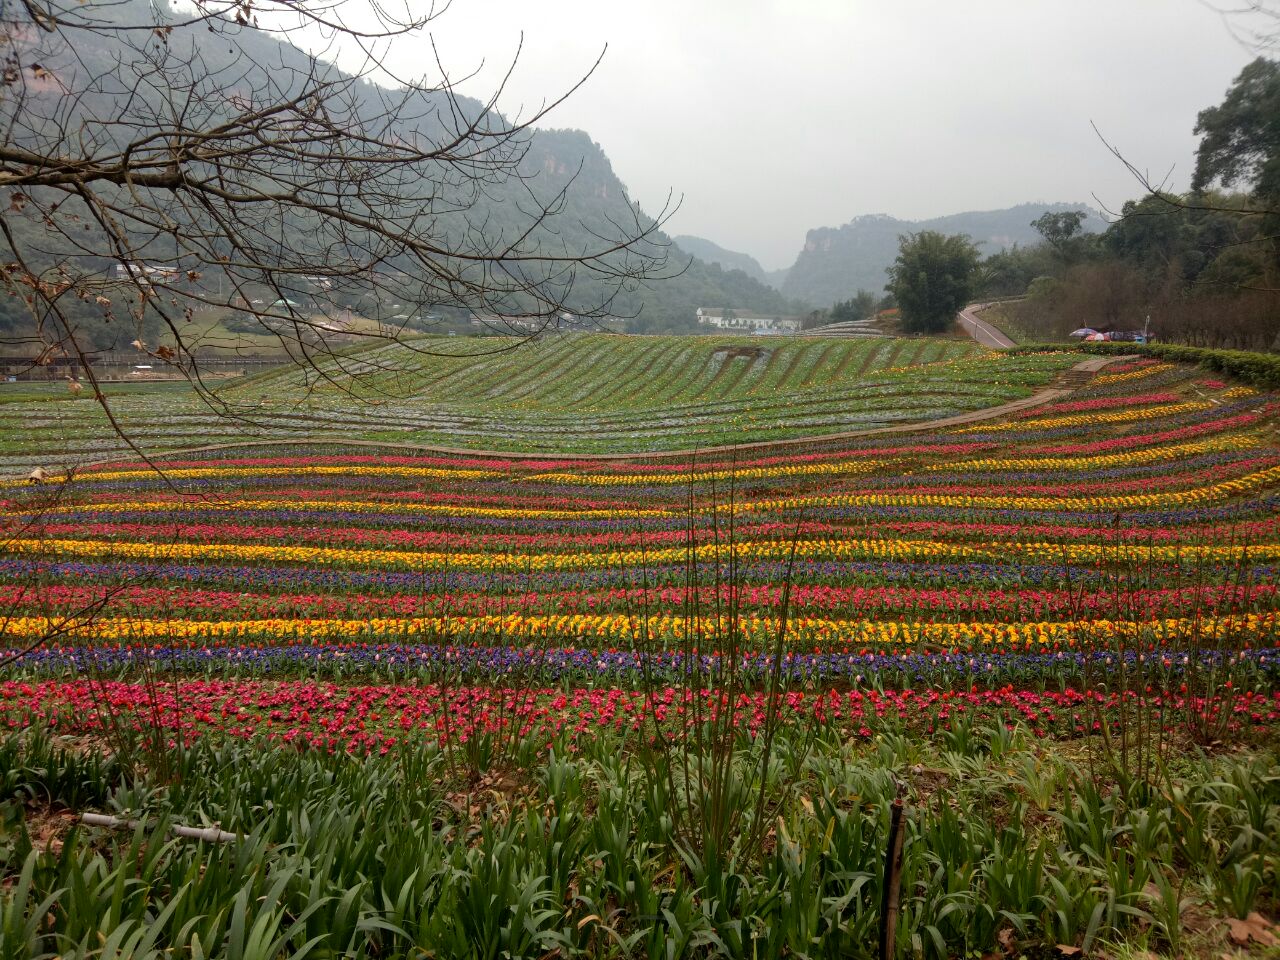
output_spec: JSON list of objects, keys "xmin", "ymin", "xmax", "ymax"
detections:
[{"xmin": 879, "ymin": 783, "xmax": 908, "ymax": 960}]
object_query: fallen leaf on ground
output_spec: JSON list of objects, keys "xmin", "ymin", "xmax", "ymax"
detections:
[{"xmin": 1226, "ymin": 913, "xmax": 1277, "ymax": 947}]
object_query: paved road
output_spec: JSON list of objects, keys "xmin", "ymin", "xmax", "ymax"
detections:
[{"xmin": 957, "ymin": 302, "xmax": 1017, "ymax": 349}]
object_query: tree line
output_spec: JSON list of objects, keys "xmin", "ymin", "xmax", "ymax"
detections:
[{"xmin": 871, "ymin": 57, "xmax": 1280, "ymax": 350}]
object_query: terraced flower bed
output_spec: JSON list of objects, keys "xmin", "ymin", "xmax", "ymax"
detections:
[
  {"xmin": 0, "ymin": 335, "xmax": 1076, "ymax": 469},
  {"xmin": 1, "ymin": 353, "xmax": 1278, "ymax": 957},
  {"xmin": 4, "ymin": 361, "xmax": 1277, "ymax": 679}
]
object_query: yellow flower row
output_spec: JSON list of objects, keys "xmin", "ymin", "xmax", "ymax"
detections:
[
  {"xmin": 742, "ymin": 463, "xmax": 1280, "ymax": 513},
  {"xmin": 8, "ymin": 612, "xmax": 1274, "ymax": 647},
  {"xmin": 5, "ymin": 536, "xmax": 1277, "ymax": 571},
  {"xmin": 931, "ymin": 435, "xmax": 1262, "ymax": 473},
  {"xmin": 13, "ymin": 455, "xmax": 1279, "ymax": 527},
  {"xmin": 959, "ymin": 401, "xmax": 1212, "ymax": 434},
  {"xmin": 0, "ymin": 465, "xmax": 506, "ymax": 490},
  {"xmin": 1091, "ymin": 364, "xmax": 1175, "ymax": 386},
  {"xmin": 522, "ymin": 460, "xmax": 884, "ymax": 486}
]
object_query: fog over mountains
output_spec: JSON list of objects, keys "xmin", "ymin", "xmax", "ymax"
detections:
[
  {"xmin": 6, "ymin": 1, "xmax": 1111, "ymax": 325},
  {"xmin": 2, "ymin": 0, "xmax": 791, "ymax": 331},
  {"xmin": 680, "ymin": 203, "xmax": 1105, "ymax": 308}
]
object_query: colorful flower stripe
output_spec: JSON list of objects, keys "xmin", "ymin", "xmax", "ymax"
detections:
[
  {"xmin": 0, "ymin": 464, "xmax": 505, "ymax": 488},
  {"xmin": 1035, "ymin": 409, "xmax": 1273, "ymax": 455},
  {"xmin": 9, "ymin": 643, "xmax": 1278, "ymax": 687},
  {"xmin": 1091, "ymin": 363, "xmax": 1176, "ymax": 386},
  {"xmin": 28, "ymin": 483, "xmax": 1280, "ymax": 537},
  {"xmin": 13, "ymin": 558, "xmax": 1252, "ymax": 599},
  {"xmin": 24, "ymin": 519, "xmax": 845, "ymax": 552},
  {"xmin": 934, "ymin": 434, "xmax": 1264, "ymax": 472},
  {"xmin": 742, "ymin": 465, "xmax": 1280, "ymax": 512},
  {"xmin": 1018, "ymin": 393, "xmax": 1181, "ymax": 416},
  {"xmin": 35, "ymin": 451, "xmax": 1279, "ymax": 522},
  {"xmin": 17, "ymin": 499, "xmax": 672, "ymax": 521},
  {"xmin": 78, "ymin": 454, "xmax": 599, "ymax": 473},
  {"xmin": 34, "ymin": 456, "xmax": 1275, "ymax": 523},
  {"xmin": 521, "ymin": 459, "xmax": 885, "ymax": 485},
  {"xmin": 3, "ymin": 680, "xmax": 1277, "ymax": 750},
  {"xmin": 30, "ymin": 513, "xmax": 1280, "ymax": 553},
  {"xmin": 11, "ymin": 583, "xmax": 1273, "ymax": 621},
  {"xmin": 10, "ymin": 535, "xmax": 1280, "ymax": 572},
  {"xmin": 964, "ymin": 400, "xmax": 1215, "ymax": 432},
  {"xmin": 9, "ymin": 611, "xmax": 1277, "ymax": 650}
]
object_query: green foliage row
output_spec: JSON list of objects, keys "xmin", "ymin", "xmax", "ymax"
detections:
[
  {"xmin": 258, "ymin": 334, "xmax": 982, "ymax": 409},
  {"xmin": 1, "ymin": 723, "xmax": 1277, "ymax": 959}
]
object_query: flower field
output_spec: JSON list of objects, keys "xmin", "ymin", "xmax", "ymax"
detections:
[
  {"xmin": 3, "ymin": 356, "xmax": 1279, "ymax": 674},
  {"xmin": 0, "ymin": 335, "xmax": 1075, "ymax": 469},
  {"xmin": 1, "ymin": 353, "xmax": 1278, "ymax": 957}
]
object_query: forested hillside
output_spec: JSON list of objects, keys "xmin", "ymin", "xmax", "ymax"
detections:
[
  {"xmin": 673, "ymin": 235, "xmax": 771, "ymax": 284},
  {"xmin": 0, "ymin": 0, "xmax": 788, "ymax": 344}
]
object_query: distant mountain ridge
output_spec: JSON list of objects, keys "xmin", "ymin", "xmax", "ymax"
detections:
[
  {"xmin": 507, "ymin": 135, "xmax": 794, "ymax": 324},
  {"xmin": 781, "ymin": 203, "xmax": 1105, "ymax": 306},
  {"xmin": 673, "ymin": 235, "xmax": 795, "ymax": 297},
  {"xmin": 3, "ymin": 0, "xmax": 790, "ymax": 331},
  {"xmin": 673, "ymin": 235, "xmax": 769, "ymax": 284}
]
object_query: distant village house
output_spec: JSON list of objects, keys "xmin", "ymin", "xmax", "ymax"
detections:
[
  {"xmin": 113, "ymin": 262, "xmax": 180, "ymax": 285},
  {"xmin": 697, "ymin": 307, "xmax": 801, "ymax": 335}
]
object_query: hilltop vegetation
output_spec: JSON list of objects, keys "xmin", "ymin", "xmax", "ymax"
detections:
[
  {"xmin": 672, "ymin": 235, "xmax": 772, "ymax": 285},
  {"xmin": 979, "ymin": 58, "xmax": 1280, "ymax": 352}
]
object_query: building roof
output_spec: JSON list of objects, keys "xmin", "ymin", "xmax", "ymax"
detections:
[{"xmin": 699, "ymin": 308, "xmax": 792, "ymax": 321}]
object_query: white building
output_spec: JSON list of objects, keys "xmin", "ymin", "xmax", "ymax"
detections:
[
  {"xmin": 114, "ymin": 262, "xmax": 180, "ymax": 285},
  {"xmin": 697, "ymin": 307, "xmax": 801, "ymax": 335}
]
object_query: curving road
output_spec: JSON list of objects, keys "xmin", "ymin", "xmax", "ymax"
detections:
[{"xmin": 957, "ymin": 302, "xmax": 1017, "ymax": 349}]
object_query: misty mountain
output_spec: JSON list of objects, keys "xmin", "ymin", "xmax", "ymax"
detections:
[
  {"xmin": 781, "ymin": 203, "xmax": 1105, "ymax": 306},
  {"xmin": 521, "ymin": 140, "xmax": 793, "ymax": 323},
  {"xmin": 673, "ymin": 236, "xmax": 770, "ymax": 284},
  {"xmin": 3, "ymin": 0, "xmax": 789, "ymax": 330}
]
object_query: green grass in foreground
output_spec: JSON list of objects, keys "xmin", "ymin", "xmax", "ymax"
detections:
[
  {"xmin": 0, "ymin": 335, "xmax": 1078, "ymax": 468},
  {"xmin": 1, "ymin": 723, "xmax": 1275, "ymax": 959}
]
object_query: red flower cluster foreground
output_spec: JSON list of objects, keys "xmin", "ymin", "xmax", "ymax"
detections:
[{"xmin": 4, "ymin": 680, "xmax": 1277, "ymax": 755}]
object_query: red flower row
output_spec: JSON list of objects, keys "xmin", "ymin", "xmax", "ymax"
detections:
[{"xmin": 4, "ymin": 680, "xmax": 1276, "ymax": 754}]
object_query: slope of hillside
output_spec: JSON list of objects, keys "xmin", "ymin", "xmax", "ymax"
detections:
[
  {"xmin": 781, "ymin": 203, "xmax": 1104, "ymax": 306},
  {"xmin": 673, "ymin": 235, "xmax": 770, "ymax": 284},
  {"xmin": 0, "ymin": 0, "xmax": 787, "ymax": 333},
  {"xmin": 0, "ymin": 335, "xmax": 1085, "ymax": 461}
]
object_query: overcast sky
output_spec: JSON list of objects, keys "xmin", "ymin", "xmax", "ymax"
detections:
[{"xmin": 343, "ymin": 1, "xmax": 1258, "ymax": 269}]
